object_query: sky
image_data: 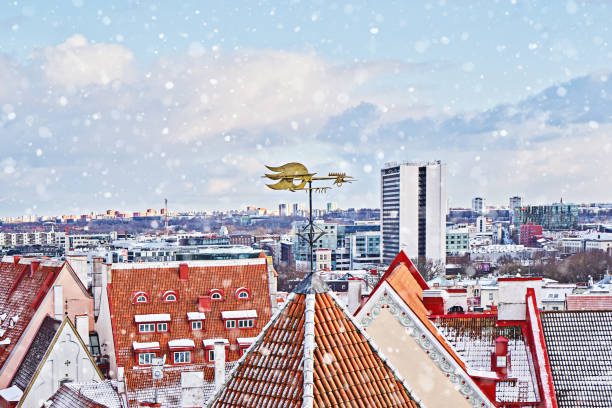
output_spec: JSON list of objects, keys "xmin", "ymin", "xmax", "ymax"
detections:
[{"xmin": 0, "ymin": 0, "xmax": 611, "ymax": 217}]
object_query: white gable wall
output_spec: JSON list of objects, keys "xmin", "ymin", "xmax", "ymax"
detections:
[{"xmin": 18, "ymin": 321, "xmax": 102, "ymax": 408}]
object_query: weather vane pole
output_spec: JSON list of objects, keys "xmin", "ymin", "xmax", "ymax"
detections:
[{"xmin": 263, "ymin": 163, "xmax": 354, "ymax": 274}]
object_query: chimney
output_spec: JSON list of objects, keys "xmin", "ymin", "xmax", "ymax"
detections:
[
  {"xmin": 492, "ymin": 336, "xmax": 509, "ymax": 377},
  {"xmin": 422, "ymin": 289, "xmax": 448, "ymax": 315},
  {"xmin": 498, "ymin": 277, "xmax": 543, "ymax": 321},
  {"xmin": 214, "ymin": 340, "xmax": 226, "ymax": 391},
  {"xmin": 179, "ymin": 263, "xmax": 188, "ymax": 281},
  {"xmin": 347, "ymin": 279, "xmax": 362, "ymax": 314},
  {"xmin": 30, "ymin": 260, "xmax": 41, "ymax": 277},
  {"xmin": 198, "ymin": 296, "xmax": 211, "ymax": 313},
  {"xmin": 13, "ymin": 255, "xmax": 20, "ymax": 265},
  {"xmin": 181, "ymin": 371, "xmax": 205, "ymax": 407}
]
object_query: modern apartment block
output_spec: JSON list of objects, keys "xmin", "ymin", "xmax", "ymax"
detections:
[
  {"xmin": 471, "ymin": 197, "xmax": 485, "ymax": 214},
  {"xmin": 513, "ymin": 203, "xmax": 578, "ymax": 230},
  {"xmin": 380, "ymin": 160, "xmax": 446, "ymax": 264}
]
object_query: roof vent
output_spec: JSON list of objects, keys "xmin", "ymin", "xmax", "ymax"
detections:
[
  {"xmin": 30, "ymin": 260, "xmax": 41, "ymax": 277},
  {"xmin": 492, "ymin": 336, "xmax": 509, "ymax": 377}
]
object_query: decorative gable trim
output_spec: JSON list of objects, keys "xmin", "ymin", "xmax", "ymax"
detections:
[{"xmin": 356, "ymin": 281, "xmax": 494, "ymax": 408}]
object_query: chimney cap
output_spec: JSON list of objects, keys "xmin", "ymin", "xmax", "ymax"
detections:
[{"xmin": 494, "ymin": 336, "xmax": 508, "ymax": 343}]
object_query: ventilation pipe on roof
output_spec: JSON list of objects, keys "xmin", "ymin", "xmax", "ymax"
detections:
[
  {"xmin": 13, "ymin": 255, "xmax": 20, "ymax": 265},
  {"xmin": 30, "ymin": 260, "xmax": 41, "ymax": 277},
  {"xmin": 179, "ymin": 263, "xmax": 188, "ymax": 281},
  {"xmin": 347, "ymin": 279, "xmax": 362, "ymax": 314},
  {"xmin": 492, "ymin": 336, "xmax": 509, "ymax": 377},
  {"xmin": 214, "ymin": 340, "xmax": 226, "ymax": 391}
]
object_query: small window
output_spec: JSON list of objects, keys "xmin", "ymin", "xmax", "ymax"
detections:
[
  {"xmin": 208, "ymin": 349, "xmax": 215, "ymax": 362},
  {"xmin": 238, "ymin": 291, "xmax": 249, "ymax": 299},
  {"xmin": 191, "ymin": 321, "xmax": 203, "ymax": 331},
  {"xmin": 157, "ymin": 323, "xmax": 168, "ymax": 332},
  {"xmin": 210, "ymin": 289, "xmax": 225, "ymax": 301},
  {"xmin": 238, "ymin": 319, "xmax": 254, "ymax": 328},
  {"xmin": 133, "ymin": 292, "xmax": 149, "ymax": 304},
  {"xmin": 489, "ymin": 293, "xmax": 494, "ymax": 300},
  {"xmin": 173, "ymin": 351, "xmax": 191, "ymax": 364},
  {"xmin": 225, "ymin": 320, "xmax": 236, "ymax": 329},
  {"xmin": 162, "ymin": 291, "xmax": 178, "ymax": 302},
  {"xmin": 138, "ymin": 352, "xmax": 156, "ymax": 365},
  {"xmin": 139, "ymin": 323, "xmax": 155, "ymax": 333},
  {"xmin": 59, "ymin": 378, "xmax": 73, "ymax": 387}
]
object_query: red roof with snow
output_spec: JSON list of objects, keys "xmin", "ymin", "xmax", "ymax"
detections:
[
  {"xmin": 0, "ymin": 258, "xmax": 66, "ymax": 370},
  {"xmin": 108, "ymin": 259, "xmax": 273, "ymax": 370}
]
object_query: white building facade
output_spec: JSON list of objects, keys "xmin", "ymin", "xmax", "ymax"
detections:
[{"xmin": 381, "ymin": 161, "xmax": 446, "ymax": 264}]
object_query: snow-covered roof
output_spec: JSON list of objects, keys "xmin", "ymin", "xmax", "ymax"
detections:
[
  {"xmin": 186, "ymin": 312, "xmax": 206, "ymax": 321},
  {"xmin": 202, "ymin": 338, "xmax": 229, "ymax": 347},
  {"xmin": 221, "ymin": 310, "xmax": 257, "ymax": 319},
  {"xmin": 134, "ymin": 314, "xmax": 171, "ymax": 323},
  {"xmin": 236, "ymin": 337, "xmax": 258, "ymax": 345},
  {"xmin": 168, "ymin": 339, "xmax": 195, "ymax": 349},
  {"xmin": 0, "ymin": 385, "xmax": 23, "ymax": 402},
  {"xmin": 132, "ymin": 341, "xmax": 160, "ymax": 350}
]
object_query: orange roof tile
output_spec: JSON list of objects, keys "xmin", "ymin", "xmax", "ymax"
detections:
[
  {"xmin": 208, "ymin": 274, "xmax": 421, "ymax": 408},
  {"xmin": 108, "ymin": 259, "xmax": 273, "ymax": 370},
  {"xmin": 359, "ymin": 252, "xmax": 467, "ymax": 371}
]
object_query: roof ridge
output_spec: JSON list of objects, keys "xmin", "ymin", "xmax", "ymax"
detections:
[
  {"xmin": 302, "ymin": 293, "xmax": 316, "ymax": 408},
  {"xmin": 325, "ymin": 290, "xmax": 424, "ymax": 407}
]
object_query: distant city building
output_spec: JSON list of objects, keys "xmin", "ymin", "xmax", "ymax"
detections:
[
  {"xmin": 509, "ymin": 196, "xmax": 522, "ymax": 213},
  {"xmin": 278, "ymin": 203, "xmax": 288, "ymax": 217},
  {"xmin": 519, "ymin": 222, "xmax": 543, "ymax": 247},
  {"xmin": 292, "ymin": 203, "xmax": 304, "ymax": 217},
  {"xmin": 229, "ymin": 233, "xmax": 253, "ymax": 246},
  {"xmin": 380, "ymin": 160, "xmax": 446, "ymax": 264},
  {"xmin": 561, "ymin": 232, "xmax": 612, "ymax": 255},
  {"xmin": 326, "ymin": 202, "xmax": 337, "ymax": 213},
  {"xmin": 472, "ymin": 197, "xmax": 485, "ymax": 214},
  {"xmin": 446, "ymin": 228, "xmax": 470, "ymax": 255},
  {"xmin": 291, "ymin": 220, "xmax": 338, "ymax": 269},
  {"xmin": 514, "ymin": 203, "xmax": 578, "ymax": 230}
]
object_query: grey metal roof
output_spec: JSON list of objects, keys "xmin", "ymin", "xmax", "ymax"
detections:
[{"xmin": 541, "ymin": 311, "xmax": 612, "ymax": 407}]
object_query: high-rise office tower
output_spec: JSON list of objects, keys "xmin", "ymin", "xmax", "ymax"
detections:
[
  {"xmin": 380, "ymin": 160, "xmax": 446, "ymax": 265},
  {"xmin": 509, "ymin": 196, "xmax": 522, "ymax": 212},
  {"xmin": 278, "ymin": 203, "xmax": 288, "ymax": 217},
  {"xmin": 472, "ymin": 197, "xmax": 485, "ymax": 214}
]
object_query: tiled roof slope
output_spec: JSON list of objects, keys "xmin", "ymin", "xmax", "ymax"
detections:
[
  {"xmin": 11, "ymin": 316, "xmax": 61, "ymax": 390},
  {"xmin": 109, "ymin": 259, "xmax": 272, "ymax": 369},
  {"xmin": 434, "ymin": 316, "xmax": 540, "ymax": 403},
  {"xmin": 125, "ymin": 362, "xmax": 237, "ymax": 407},
  {"xmin": 208, "ymin": 276, "xmax": 422, "ymax": 408},
  {"xmin": 49, "ymin": 381, "xmax": 123, "ymax": 408},
  {"xmin": 540, "ymin": 311, "xmax": 612, "ymax": 407},
  {"xmin": 359, "ymin": 251, "xmax": 466, "ymax": 370},
  {"xmin": 0, "ymin": 259, "xmax": 65, "ymax": 370},
  {"xmin": 565, "ymin": 295, "xmax": 612, "ymax": 310}
]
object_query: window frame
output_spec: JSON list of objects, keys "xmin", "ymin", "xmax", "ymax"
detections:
[
  {"xmin": 173, "ymin": 350, "xmax": 191, "ymax": 365},
  {"xmin": 162, "ymin": 290, "xmax": 179, "ymax": 303},
  {"xmin": 225, "ymin": 319, "xmax": 236, "ymax": 329},
  {"xmin": 210, "ymin": 289, "xmax": 225, "ymax": 301},
  {"xmin": 133, "ymin": 291, "xmax": 150, "ymax": 304},
  {"xmin": 156, "ymin": 322, "xmax": 168, "ymax": 332},
  {"xmin": 238, "ymin": 319, "xmax": 254, "ymax": 328},
  {"xmin": 138, "ymin": 352, "xmax": 156, "ymax": 366},
  {"xmin": 138, "ymin": 323, "xmax": 155, "ymax": 333},
  {"xmin": 191, "ymin": 320, "xmax": 203, "ymax": 331}
]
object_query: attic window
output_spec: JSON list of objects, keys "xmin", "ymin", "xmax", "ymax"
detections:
[
  {"xmin": 133, "ymin": 292, "xmax": 149, "ymax": 304},
  {"xmin": 162, "ymin": 290, "xmax": 178, "ymax": 303},
  {"xmin": 209, "ymin": 289, "xmax": 225, "ymax": 301},
  {"xmin": 235, "ymin": 287, "xmax": 252, "ymax": 300}
]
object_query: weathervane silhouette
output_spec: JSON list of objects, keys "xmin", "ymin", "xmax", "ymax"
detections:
[{"xmin": 263, "ymin": 162, "xmax": 354, "ymax": 274}]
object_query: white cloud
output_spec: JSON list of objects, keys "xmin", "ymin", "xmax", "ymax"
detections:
[{"xmin": 39, "ymin": 34, "xmax": 136, "ymax": 88}]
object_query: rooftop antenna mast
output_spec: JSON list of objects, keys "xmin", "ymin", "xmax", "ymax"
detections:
[
  {"xmin": 263, "ymin": 162, "xmax": 354, "ymax": 275},
  {"xmin": 164, "ymin": 198, "xmax": 168, "ymax": 235}
]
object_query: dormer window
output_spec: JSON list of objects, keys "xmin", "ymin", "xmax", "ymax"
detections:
[
  {"xmin": 162, "ymin": 290, "xmax": 178, "ymax": 303},
  {"xmin": 209, "ymin": 289, "xmax": 225, "ymax": 301},
  {"xmin": 235, "ymin": 287, "xmax": 252, "ymax": 300},
  {"xmin": 133, "ymin": 292, "xmax": 149, "ymax": 304}
]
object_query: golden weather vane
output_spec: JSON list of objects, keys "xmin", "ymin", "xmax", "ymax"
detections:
[{"xmin": 263, "ymin": 162, "xmax": 355, "ymax": 274}]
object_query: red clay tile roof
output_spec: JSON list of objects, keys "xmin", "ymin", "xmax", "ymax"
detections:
[
  {"xmin": 108, "ymin": 259, "xmax": 273, "ymax": 370},
  {"xmin": 0, "ymin": 259, "xmax": 65, "ymax": 371},
  {"xmin": 358, "ymin": 252, "xmax": 467, "ymax": 371},
  {"xmin": 208, "ymin": 282, "xmax": 422, "ymax": 408}
]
